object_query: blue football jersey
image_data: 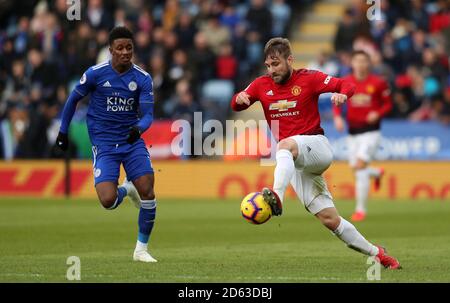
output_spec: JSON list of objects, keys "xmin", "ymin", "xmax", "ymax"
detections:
[{"xmin": 74, "ymin": 61, "xmax": 154, "ymax": 145}]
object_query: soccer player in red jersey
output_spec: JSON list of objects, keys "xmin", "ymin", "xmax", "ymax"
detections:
[
  {"xmin": 333, "ymin": 50, "xmax": 392, "ymax": 222},
  {"xmin": 231, "ymin": 38, "xmax": 400, "ymax": 269}
]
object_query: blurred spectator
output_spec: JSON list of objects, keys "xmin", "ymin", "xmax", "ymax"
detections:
[
  {"xmin": 174, "ymin": 11, "xmax": 197, "ymax": 50},
  {"xmin": 389, "ymin": 88, "xmax": 419, "ymax": 118},
  {"xmin": 171, "ymin": 79, "xmax": 202, "ymax": 159},
  {"xmin": 307, "ymin": 51, "xmax": 339, "ymax": 77},
  {"xmin": 148, "ymin": 51, "xmax": 170, "ymax": 118},
  {"xmin": 162, "ymin": 0, "xmax": 180, "ymax": 32},
  {"xmin": 188, "ymin": 32, "xmax": 216, "ymax": 89},
  {"xmin": 200, "ymin": 13, "xmax": 231, "ymax": 56},
  {"xmin": 429, "ymin": 0, "xmax": 450, "ymax": 34},
  {"xmin": 246, "ymin": 0, "xmax": 272, "ymax": 43},
  {"xmin": 216, "ymin": 43, "xmax": 237, "ymax": 80},
  {"xmin": 168, "ymin": 49, "xmax": 191, "ymax": 85},
  {"xmin": 409, "ymin": 0, "xmax": 429, "ymax": 31},
  {"xmin": 220, "ymin": 5, "xmax": 240, "ymax": 34},
  {"xmin": 334, "ymin": 8, "xmax": 359, "ymax": 53},
  {"xmin": 86, "ymin": 0, "xmax": 114, "ymax": 31},
  {"xmin": 270, "ymin": 0, "xmax": 291, "ymax": 37}
]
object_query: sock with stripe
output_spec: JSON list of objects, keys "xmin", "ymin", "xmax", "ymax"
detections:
[{"xmin": 136, "ymin": 199, "xmax": 156, "ymax": 251}]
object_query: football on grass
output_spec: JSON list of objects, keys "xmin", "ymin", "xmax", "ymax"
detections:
[{"xmin": 240, "ymin": 192, "xmax": 272, "ymax": 225}]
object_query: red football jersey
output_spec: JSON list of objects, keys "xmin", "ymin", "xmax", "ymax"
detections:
[
  {"xmin": 231, "ymin": 69, "xmax": 355, "ymax": 141},
  {"xmin": 333, "ymin": 74, "xmax": 392, "ymax": 134}
]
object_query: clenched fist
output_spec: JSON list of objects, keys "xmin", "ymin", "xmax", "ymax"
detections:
[{"xmin": 331, "ymin": 93, "xmax": 347, "ymax": 106}]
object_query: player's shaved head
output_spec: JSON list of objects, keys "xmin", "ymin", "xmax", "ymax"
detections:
[
  {"xmin": 264, "ymin": 37, "xmax": 292, "ymax": 60},
  {"xmin": 109, "ymin": 26, "xmax": 134, "ymax": 46}
]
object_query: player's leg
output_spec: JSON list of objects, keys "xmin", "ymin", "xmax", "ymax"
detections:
[
  {"xmin": 95, "ymin": 181, "xmax": 127, "ymax": 209},
  {"xmin": 314, "ymin": 206, "xmax": 400, "ymax": 269},
  {"xmin": 292, "ymin": 136, "xmax": 400, "ymax": 269},
  {"xmin": 292, "ymin": 167, "xmax": 400, "ymax": 268},
  {"xmin": 133, "ymin": 174, "xmax": 156, "ymax": 256},
  {"xmin": 263, "ymin": 137, "xmax": 299, "ymax": 216},
  {"xmin": 353, "ymin": 158, "xmax": 370, "ymax": 220},
  {"xmin": 92, "ymin": 145, "xmax": 127, "ymax": 210},
  {"xmin": 316, "ymin": 206, "xmax": 378, "ymax": 255},
  {"xmin": 351, "ymin": 131, "xmax": 382, "ymax": 221},
  {"xmin": 123, "ymin": 140, "xmax": 157, "ymax": 262}
]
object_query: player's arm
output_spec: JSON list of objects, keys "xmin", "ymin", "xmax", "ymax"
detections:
[
  {"xmin": 312, "ymin": 71, "xmax": 355, "ymax": 106},
  {"xmin": 379, "ymin": 82, "xmax": 393, "ymax": 117},
  {"xmin": 332, "ymin": 105, "xmax": 346, "ymax": 132},
  {"xmin": 368, "ymin": 80, "xmax": 393, "ymax": 124},
  {"xmin": 230, "ymin": 79, "xmax": 260, "ymax": 111},
  {"xmin": 127, "ymin": 75, "xmax": 154, "ymax": 144},
  {"xmin": 56, "ymin": 69, "xmax": 95, "ymax": 151}
]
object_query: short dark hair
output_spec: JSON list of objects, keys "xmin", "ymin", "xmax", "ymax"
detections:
[
  {"xmin": 108, "ymin": 26, "xmax": 134, "ymax": 46},
  {"xmin": 351, "ymin": 49, "xmax": 370, "ymax": 59},
  {"xmin": 264, "ymin": 37, "xmax": 292, "ymax": 60}
]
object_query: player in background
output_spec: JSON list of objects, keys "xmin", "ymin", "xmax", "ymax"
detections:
[
  {"xmin": 333, "ymin": 50, "xmax": 392, "ymax": 222},
  {"xmin": 55, "ymin": 27, "xmax": 157, "ymax": 263},
  {"xmin": 231, "ymin": 38, "xmax": 400, "ymax": 269}
]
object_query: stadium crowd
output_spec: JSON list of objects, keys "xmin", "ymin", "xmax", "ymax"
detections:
[
  {"xmin": 332, "ymin": 0, "xmax": 450, "ymax": 123},
  {"xmin": 0, "ymin": 0, "xmax": 449, "ymax": 159}
]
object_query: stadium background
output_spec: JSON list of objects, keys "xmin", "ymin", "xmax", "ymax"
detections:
[
  {"xmin": 0, "ymin": 0, "xmax": 450, "ymax": 283},
  {"xmin": 0, "ymin": 0, "xmax": 449, "ymax": 200}
]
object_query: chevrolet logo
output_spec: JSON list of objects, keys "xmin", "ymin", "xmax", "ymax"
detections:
[{"xmin": 269, "ymin": 100, "xmax": 297, "ymax": 112}]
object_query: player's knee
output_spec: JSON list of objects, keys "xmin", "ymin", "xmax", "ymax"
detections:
[
  {"xmin": 325, "ymin": 217, "xmax": 341, "ymax": 231},
  {"xmin": 139, "ymin": 189, "xmax": 155, "ymax": 201},
  {"xmin": 354, "ymin": 159, "xmax": 367, "ymax": 170},
  {"xmin": 99, "ymin": 194, "xmax": 117, "ymax": 210},
  {"xmin": 277, "ymin": 138, "xmax": 298, "ymax": 159},
  {"xmin": 316, "ymin": 209, "xmax": 340, "ymax": 230}
]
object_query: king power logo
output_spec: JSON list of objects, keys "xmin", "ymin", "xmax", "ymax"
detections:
[
  {"xmin": 106, "ymin": 97, "xmax": 135, "ymax": 112},
  {"xmin": 269, "ymin": 100, "xmax": 297, "ymax": 112}
]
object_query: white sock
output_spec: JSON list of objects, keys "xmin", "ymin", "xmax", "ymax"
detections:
[
  {"xmin": 333, "ymin": 216, "xmax": 379, "ymax": 256},
  {"xmin": 367, "ymin": 166, "xmax": 381, "ymax": 177},
  {"xmin": 273, "ymin": 149, "xmax": 295, "ymax": 203},
  {"xmin": 135, "ymin": 240, "xmax": 148, "ymax": 252},
  {"xmin": 355, "ymin": 169, "xmax": 370, "ymax": 213}
]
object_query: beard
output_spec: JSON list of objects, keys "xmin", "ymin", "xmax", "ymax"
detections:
[{"xmin": 272, "ymin": 68, "xmax": 292, "ymax": 84}]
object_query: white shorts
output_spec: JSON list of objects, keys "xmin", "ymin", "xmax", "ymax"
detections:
[
  {"xmin": 347, "ymin": 131, "xmax": 381, "ymax": 167},
  {"xmin": 288, "ymin": 135, "xmax": 335, "ymax": 215}
]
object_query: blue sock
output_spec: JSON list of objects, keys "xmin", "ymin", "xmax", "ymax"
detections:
[
  {"xmin": 138, "ymin": 200, "xmax": 156, "ymax": 244},
  {"xmin": 106, "ymin": 186, "xmax": 127, "ymax": 210}
]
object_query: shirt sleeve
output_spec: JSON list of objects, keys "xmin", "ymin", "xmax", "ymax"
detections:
[
  {"xmin": 73, "ymin": 68, "xmax": 96, "ymax": 97},
  {"xmin": 230, "ymin": 78, "xmax": 261, "ymax": 111},
  {"xmin": 136, "ymin": 75, "xmax": 154, "ymax": 132},
  {"xmin": 59, "ymin": 90, "xmax": 84, "ymax": 134},
  {"xmin": 312, "ymin": 70, "xmax": 355, "ymax": 98}
]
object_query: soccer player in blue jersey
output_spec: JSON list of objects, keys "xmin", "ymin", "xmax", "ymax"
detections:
[{"xmin": 55, "ymin": 27, "xmax": 157, "ymax": 262}]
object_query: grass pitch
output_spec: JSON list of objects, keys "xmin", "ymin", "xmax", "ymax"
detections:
[{"xmin": 0, "ymin": 197, "xmax": 449, "ymax": 282}]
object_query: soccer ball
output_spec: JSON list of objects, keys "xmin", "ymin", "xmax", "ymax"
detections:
[{"xmin": 240, "ymin": 192, "xmax": 272, "ymax": 225}]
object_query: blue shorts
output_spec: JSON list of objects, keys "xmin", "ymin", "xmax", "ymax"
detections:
[{"xmin": 91, "ymin": 139, "xmax": 154, "ymax": 186}]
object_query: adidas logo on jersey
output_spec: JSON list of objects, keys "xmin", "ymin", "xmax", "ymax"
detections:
[
  {"xmin": 103, "ymin": 81, "xmax": 111, "ymax": 87},
  {"xmin": 266, "ymin": 90, "xmax": 274, "ymax": 96}
]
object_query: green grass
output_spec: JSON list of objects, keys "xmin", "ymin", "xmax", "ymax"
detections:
[{"xmin": 0, "ymin": 197, "xmax": 450, "ymax": 282}]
